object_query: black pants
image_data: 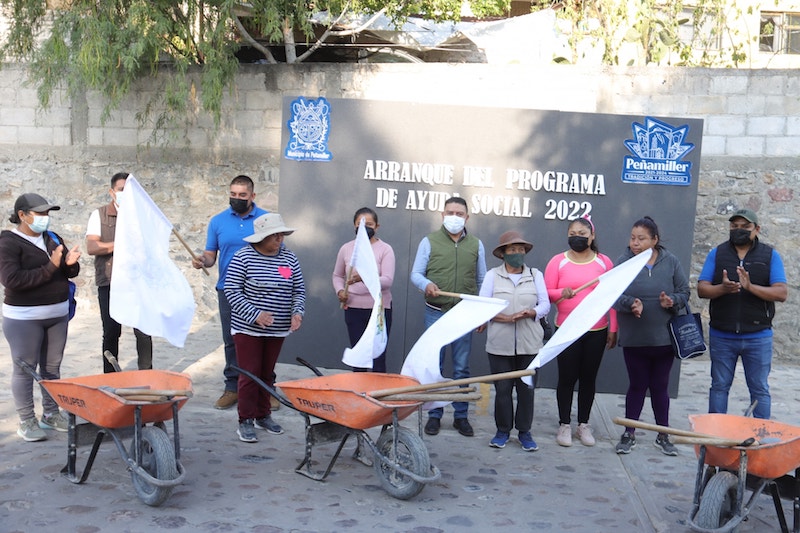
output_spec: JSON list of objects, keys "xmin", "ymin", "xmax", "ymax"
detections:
[
  {"xmin": 556, "ymin": 328, "xmax": 607, "ymax": 425},
  {"xmin": 344, "ymin": 307, "xmax": 392, "ymax": 373},
  {"xmin": 488, "ymin": 353, "xmax": 535, "ymax": 434},
  {"xmin": 98, "ymin": 285, "xmax": 153, "ymax": 373}
]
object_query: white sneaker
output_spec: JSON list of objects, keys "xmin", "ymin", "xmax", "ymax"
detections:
[
  {"xmin": 576, "ymin": 423, "xmax": 596, "ymax": 446},
  {"xmin": 556, "ymin": 423, "xmax": 572, "ymax": 447},
  {"xmin": 18, "ymin": 418, "xmax": 47, "ymax": 442}
]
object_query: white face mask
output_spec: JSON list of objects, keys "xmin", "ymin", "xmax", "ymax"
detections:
[
  {"xmin": 26, "ymin": 214, "xmax": 50, "ymax": 234},
  {"xmin": 443, "ymin": 215, "xmax": 466, "ymax": 235},
  {"xmin": 113, "ymin": 190, "xmax": 124, "ymax": 206}
]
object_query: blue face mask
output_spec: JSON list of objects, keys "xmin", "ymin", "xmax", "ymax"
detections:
[{"xmin": 28, "ymin": 214, "xmax": 50, "ymax": 234}]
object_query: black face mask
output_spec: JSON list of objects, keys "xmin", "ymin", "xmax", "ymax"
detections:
[
  {"xmin": 568, "ymin": 236, "xmax": 590, "ymax": 252},
  {"xmin": 355, "ymin": 227, "xmax": 376, "ymax": 240},
  {"xmin": 729, "ymin": 228, "xmax": 752, "ymax": 246},
  {"xmin": 230, "ymin": 198, "xmax": 250, "ymax": 214}
]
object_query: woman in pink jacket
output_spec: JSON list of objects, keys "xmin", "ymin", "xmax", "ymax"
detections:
[
  {"xmin": 332, "ymin": 207, "xmax": 395, "ymax": 372},
  {"xmin": 544, "ymin": 215, "xmax": 617, "ymax": 447}
]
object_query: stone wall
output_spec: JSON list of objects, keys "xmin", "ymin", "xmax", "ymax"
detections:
[{"xmin": 0, "ymin": 63, "xmax": 797, "ymax": 360}]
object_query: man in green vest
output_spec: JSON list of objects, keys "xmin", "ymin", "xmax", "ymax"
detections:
[
  {"xmin": 411, "ymin": 196, "xmax": 487, "ymax": 437},
  {"xmin": 86, "ymin": 172, "xmax": 153, "ymax": 373}
]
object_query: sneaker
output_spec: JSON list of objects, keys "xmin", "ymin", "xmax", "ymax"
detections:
[
  {"xmin": 269, "ymin": 395, "xmax": 281, "ymax": 411},
  {"xmin": 18, "ymin": 418, "xmax": 47, "ymax": 442},
  {"xmin": 424, "ymin": 417, "xmax": 440, "ymax": 436},
  {"xmin": 489, "ymin": 431, "xmax": 509, "ymax": 448},
  {"xmin": 453, "ymin": 418, "xmax": 474, "ymax": 437},
  {"xmin": 215, "ymin": 390, "xmax": 238, "ymax": 410},
  {"xmin": 255, "ymin": 416, "xmax": 284, "ymax": 435},
  {"xmin": 654, "ymin": 433, "xmax": 678, "ymax": 456},
  {"xmin": 576, "ymin": 423, "xmax": 596, "ymax": 446},
  {"xmin": 616, "ymin": 431, "xmax": 636, "ymax": 454},
  {"xmin": 39, "ymin": 411, "xmax": 69, "ymax": 432},
  {"xmin": 518, "ymin": 431, "xmax": 539, "ymax": 451},
  {"xmin": 237, "ymin": 419, "xmax": 258, "ymax": 443},
  {"xmin": 556, "ymin": 423, "xmax": 572, "ymax": 447}
]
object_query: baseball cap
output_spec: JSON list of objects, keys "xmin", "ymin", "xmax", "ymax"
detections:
[
  {"xmin": 14, "ymin": 193, "xmax": 61, "ymax": 213},
  {"xmin": 728, "ymin": 208, "xmax": 758, "ymax": 225}
]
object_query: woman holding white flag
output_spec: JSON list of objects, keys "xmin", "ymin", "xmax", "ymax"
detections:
[
  {"xmin": 332, "ymin": 207, "xmax": 395, "ymax": 372},
  {"xmin": 613, "ymin": 216, "xmax": 689, "ymax": 456},
  {"xmin": 545, "ymin": 215, "xmax": 617, "ymax": 447},
  {"xmin": 479, "ymin": 231, "xmax": 550, "ymax": 451}
]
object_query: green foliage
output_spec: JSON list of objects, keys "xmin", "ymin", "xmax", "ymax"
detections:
[{"xmin": 0, "ymin": 0, "xmax": 509, "ymax": 142}]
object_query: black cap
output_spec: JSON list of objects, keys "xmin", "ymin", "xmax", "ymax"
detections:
[{"xmin": 14, "ymin": 193, "xmax": 61, "ymax": 213}]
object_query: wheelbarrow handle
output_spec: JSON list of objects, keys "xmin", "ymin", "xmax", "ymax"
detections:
[
  {"xmin": 230, "ymin": 365, "xmax": 295, "ymax": 410},
  {"xmin": 15, "ymin": 360, "xmax": 42, "ymax": 381}
]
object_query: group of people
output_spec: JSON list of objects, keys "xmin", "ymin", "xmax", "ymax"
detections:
[{"xmin": 1, "ymin": 176, "xmax": 787, "ymax": 453}]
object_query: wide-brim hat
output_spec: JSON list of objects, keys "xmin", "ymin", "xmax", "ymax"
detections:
[
  {"xmin": 14, "ymin": 193, "xmax": 61, "ymax": 213},
  {"xmin": 244, "ymin": 213, "xmax": 295, "ymax": 243},
  {"xmin": 492, "ymin": 230, "xmax": 533, "ymax": 259}
]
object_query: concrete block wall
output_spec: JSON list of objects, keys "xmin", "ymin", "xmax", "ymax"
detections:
[{"xmin": 0, "ymin": 63, "xmax": 797, "ymax": 360}]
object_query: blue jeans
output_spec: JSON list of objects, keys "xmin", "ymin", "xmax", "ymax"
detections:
[
  {"xmin": 424, "ymin": 306, "xmax": 472, "ymax": 420},
  {"xmin": 708, "ymin": 335, "xmax": 772, "ymax": 419}
]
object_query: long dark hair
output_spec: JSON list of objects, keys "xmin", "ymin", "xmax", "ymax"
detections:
[
  {"xmin": 632, "ymin": 216, "xmax": 665, "ymax": 251},
  {"xmin": 353, "ymin": 207, "xmax": 378, "ymax": 224}
]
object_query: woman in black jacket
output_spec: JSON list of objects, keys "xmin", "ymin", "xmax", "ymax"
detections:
[{"xmin": 0, "ymin": 193, "xmax": 80, "ymax": 442}]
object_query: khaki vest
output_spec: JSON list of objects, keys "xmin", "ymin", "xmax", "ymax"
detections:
[{"xmin": 485, "ymin": 266, "xmax": 544, "ymax": 355}]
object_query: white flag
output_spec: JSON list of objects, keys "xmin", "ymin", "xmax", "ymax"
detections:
[
  {"xmin": 341, "ymin": 217, "xmax": 387, "ymax": 369},
  {"xmin": 110, "ymin": 176, "xmax": 196, "ymax": 347},
  {"xmin": 522, "ymin": 248, "xmax": 652, "ymax": 385},
  {"xmin": 401, "ymin": 294, "xmax": 508, "ymax": 385}
]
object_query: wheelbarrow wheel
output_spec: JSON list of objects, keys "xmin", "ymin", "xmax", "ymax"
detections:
[
  {"xmin": 374, "ymin": 426, "xmax": 429, "ymax": 500},
  {"xmin": 694, "ymin": 471, "xmax": 739, "ymax": 531},
  {"xmin": 130, "ymin": 426, "xmax": 178, "ymax": 506}
]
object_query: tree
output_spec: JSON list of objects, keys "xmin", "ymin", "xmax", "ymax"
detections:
[{"xmin": 0, "ymin": 0, "xmax": 512, "ymax": 139}]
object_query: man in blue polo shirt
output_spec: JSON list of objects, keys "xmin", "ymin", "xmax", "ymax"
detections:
[
  {"xmin": 697, "ymin": 208, "xmax": 788, "ymax": 420},
  {"xmin": 193, "ymin": 175, "xmax": 268, "ymax": 409}
]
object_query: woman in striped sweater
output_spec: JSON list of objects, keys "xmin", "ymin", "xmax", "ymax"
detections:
[{"xmin": 224, "ymin": 213, "xmax": 305, "ymax": 443}]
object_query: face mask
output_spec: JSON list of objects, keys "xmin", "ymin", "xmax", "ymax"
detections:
[
  {"xmin": 356, "ymin": 227, "xmax": 376, "ymax": 240},
  {"xmin": 504, "ymin": 253, "xmax": 525, "ymax": 269},
  {"xmin": 568, "ymin": 235, "xmax": 590, "ymax": 252},
  {"xmin": 230, "ymin": 198, "xmax": 250, "ymax": 214},
  {"xmin": 28, "ymin": 214, "xmax": 50, "ymax": 234},
  {"xmin": 729, "ymin": 228, "xmax": 752, "ymax": 246},
  {"xmin": 113, "ymin": 190, "xmax": 124, "ymax": 206},
  {"xmin": 443, "ymin": 215, "xmax": 466, "ymax": 235}
]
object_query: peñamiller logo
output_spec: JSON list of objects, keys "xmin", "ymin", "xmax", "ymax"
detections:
[
  {"xmin": 284, "ymin": 96, "xmax": 333, "ymax": 162},
  {"xmin": 621, "ymin": 117, "xmax": 694, "ymax": 186}
]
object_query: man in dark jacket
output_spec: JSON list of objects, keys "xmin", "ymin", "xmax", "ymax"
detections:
[{"xmin": 697, "ymin": 208, "xmax": 787, "ymax": 419}]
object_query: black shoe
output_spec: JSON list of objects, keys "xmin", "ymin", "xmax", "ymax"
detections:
[
  {"xmin": 424, "ymin": 417, "xmax": 440, "ymax": 435},
  {"xmin": 453, "ymin": 418, "xmax": 474, "ymax": 437}
]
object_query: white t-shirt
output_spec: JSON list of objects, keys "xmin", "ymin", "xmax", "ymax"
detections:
[{"xmin": 86, "ymin": 209, "xmax": 101, "ymax": 237}]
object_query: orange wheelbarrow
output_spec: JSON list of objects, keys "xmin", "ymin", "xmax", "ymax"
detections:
[
  {"xmin": 687, "ymin": 413, "xmax": 800, "ymax": 533},
  {"xmin": 233, "ymin": 360, "xmax": 450, "ymax": 500},
  {"xmin": 20, "ymin": 362, "xmax": 192, "ymax": 506}
]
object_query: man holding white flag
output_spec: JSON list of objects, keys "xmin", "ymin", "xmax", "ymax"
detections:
[
  {"xmin": 333, "ymin": 208, "xmax": 394, "ymax": 372},
  {"xmin": 109, "ymin": 176, "xmax": 196, "ymax": 348},
  {"xmin": 410, "ymin": 197, "xmax": 487, "ymax": 437}
]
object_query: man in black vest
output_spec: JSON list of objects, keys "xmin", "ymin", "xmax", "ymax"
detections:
[
  {"xmin": 86, "ymin": 172, "xmax": 153, "ymax": 373},
  {"xmin": 411, "ymin": 197, "xmax": 487, "ymax": 437},
  {"xmin": 697, "ymin": 208, "xmax": 787, "ymax": 419}
]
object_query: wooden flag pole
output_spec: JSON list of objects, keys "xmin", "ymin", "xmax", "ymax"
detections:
[
  {"xmin": 369, "ymin": 369, "xmax": 535, "ymax": 399},
  {"xmin": 171, "ymin": 228, "xmax": 210, "ymax": 276},
  {"xmin": 554, "ymin": 277, "xmax": 599, "ymax": 304}
]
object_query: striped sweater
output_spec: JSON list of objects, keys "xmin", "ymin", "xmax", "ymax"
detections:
[{"xmin": 223, "ymin": 244, "xmax": 305, "ymax": 337}]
